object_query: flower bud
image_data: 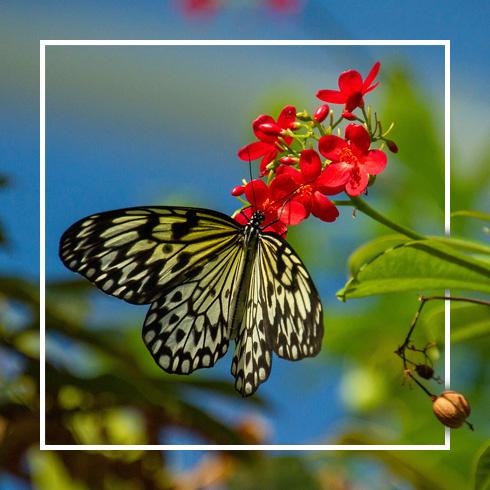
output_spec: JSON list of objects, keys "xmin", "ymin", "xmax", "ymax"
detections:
[
  {"xmin": 279, "ymin": 156, "xmax": 299, "ymax": 165},
  {"xmin": 257, "ymin": 122, "xmax": 283, "ymax": 137},
  {"xmin": 296, "ymin": 111, "xmax": 311, "ymax": 121},
  {"xmin": 432, "ymin": 391, "xmax": 471, "ymax": 428},
  {"xmin": 415, "ymin": 363, "xmax": 434, "ymax": 379},
  {"xmin": 231, "ymin": 185, "xmax": 245, "ymax": 196},
  {"xmin": 386, "ymin": 139, "xmax": 399, "ymax": 153},
  {"xmin": 342, "ymin": 111, "xmax": 357, "ymax": 121},
  {"xmin": 367, "ymin": 174, "xmax": 377, "ymax": 187},
  {"xmin": 313, "ymin": 104, "xmax": 330, "ymax": 123}
]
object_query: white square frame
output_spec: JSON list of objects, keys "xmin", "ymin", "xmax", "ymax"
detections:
[{"xmin": 40, "ymin": 39, "xmax": 451, "ymax": 451}]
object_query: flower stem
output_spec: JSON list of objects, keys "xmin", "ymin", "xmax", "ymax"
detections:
[{"xmin": 349, "ymin": 195, "xmax": 425, "ymax": 240}]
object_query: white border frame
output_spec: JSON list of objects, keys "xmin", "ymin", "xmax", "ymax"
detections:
[{"xmin": 40, "ymin": 39, "xmax": 451, "ymax": 451}]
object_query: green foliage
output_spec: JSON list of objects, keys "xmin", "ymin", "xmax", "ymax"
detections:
[
  {"xmin": 338, "ymin": 236, "xmax": 490, "ymax": 300},
  {"xmin": 474, "ymin": 444, "xmax": 490, "ymax": 490},
  {"xmin": 230, "ymin": 456, "xmax": 321, "ymax": 490}
]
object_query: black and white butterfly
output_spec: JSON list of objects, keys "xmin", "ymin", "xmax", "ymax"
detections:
[{"xmin": 59, "ymin": 206, "xmax": 324, "ymax": 396}]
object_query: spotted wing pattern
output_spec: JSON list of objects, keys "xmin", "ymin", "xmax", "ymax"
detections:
[
  {"xmin": 142, "ymin": 241, "xmax": 245, "ymax": 374},
  {"xmin": 230, "ymin": 233, "xmax": 323, "ymax": 396},
  {"xmin": 59, "ymin": 207, "xmax": 240, "ymax": 305},
  {"xmin": 59, "ymin": 206, "xmax": 324, "ymax": 397},
  {"xmin": 257, "ymin": 233, "xmax": 323, "ymax": 360},
  {"xmin": 231, "ymin": 245, "xmax": 272, "ymax": 396}
]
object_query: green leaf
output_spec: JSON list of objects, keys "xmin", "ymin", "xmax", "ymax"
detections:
[
  {"xmin": 452, "ymin": 210, "xmax": 490, "ymax": 223},
  {"xmin": 423, "ymin": 302, "xmax": 490, "ymax": 343},
  {"xmin": 430, "ymin": 236, "xmax": 490, "ymax": 256},
  {"xmin": 475, "ymin": 443, "xmax": 490, "ymax": 490},
  {"xmin": 337, "ymin": 239, "xmax": 490, "ymax": 300},
  {"xmin": 348, "ymin": 234, "xmax": 408, "ymax": 275}
]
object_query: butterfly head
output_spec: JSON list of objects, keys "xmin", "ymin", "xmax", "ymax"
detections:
[{"xmin": 250, "ymin": 210, "xmax": 266, "ymax": 228}]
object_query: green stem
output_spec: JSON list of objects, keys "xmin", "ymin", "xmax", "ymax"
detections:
[{"xmin": 349, "ymin": 195, "xmax": 425, "ymax": 240}]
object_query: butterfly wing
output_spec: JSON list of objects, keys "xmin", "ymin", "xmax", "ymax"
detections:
[
  {"xmin": 59, "ymin": 207, "xmax": 241, "ymax": 305},
  {"xmin": 231, "ymin": 232, "xmax": 323, "ymax": 396},
  {"xmin": 259, "ymin": 233, "xmax": 324, "ymax": 361},
  {"xmin": 231, "ymin": 245, "xmax": 273, "ymax": 396},
  {"xmin": 143, "ymin": 239, "xmax": 246, "ymax": 374},
  {"xmin": 60, "ymin": 206, "xmax": 247, "ymax": 374}
]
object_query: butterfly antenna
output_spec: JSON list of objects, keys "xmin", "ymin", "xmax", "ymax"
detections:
[{"xmin": 246, "ymin": 147, "xmax": 257, "ymax": 212}]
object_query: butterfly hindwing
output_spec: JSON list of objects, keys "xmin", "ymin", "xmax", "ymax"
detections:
[
  {"xmin": 257, "ymin": 233, "xmax": 323, "ymax": 361},
  {"xmin": 231, "ymin": 232, "xmax": 323, "ymax": 396},
  {"xmin": 143, "ymin": 239, "xmax": 245, "ymax": 374},
  {"xmin": 231, "ymin": 245, "xmax": 273, "ymax": 396}
]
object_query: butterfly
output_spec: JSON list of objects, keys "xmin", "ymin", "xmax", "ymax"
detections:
[{"xmin": 59, "ymin": 206, "xmax": 324, "ymax": 396}]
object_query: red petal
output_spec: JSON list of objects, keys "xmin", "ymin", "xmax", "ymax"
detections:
[
  {"xmin": 345, "ymin": 168, "xmax": 369, "ymax": 196},
  {"xmin": 259, "ymin": 150, "xmax": 278, "ymax": 176},
  {"xmin": 316, "ymin": 89, "xmax": 346, "ymax": 104},
  {"xmin": 262, "ymin": 218, "xmax": 288, "ymax": 237},
  {"xmin": 311, "ymin": 191, "xmax": 339, "ymax": 222},
  {"xmin": 364, "ymin": 81, "xmax": 379, "ymax": 95},
  {"xmin": 234, "ymin": 206, "xmax": 253, "ymax": 225},
  {"xmin": 299, "ymin": 149, "xmax": 322, "ymax": 183},
  {"xmin": 342, "ymin": 110, "xmax": 357, "ymax": 121},
  {"xmin": 278, "ymin": 199, "xmax": 309, "ymax": 225},
  {"xmin": 318, "ymin": 183, "xmax": 346, "ymax": 196},
  {"xmin": 345, "ymin": 124, "xmax": 371, "ymax": 154},
  {"xmin": 362, "ymin": 61, "xmax": 381, "ymax": 92},
  {"xmin": 317, "ymin": 162, "xmax": 351, "ymax": 187},
  {"xmin": 338, "ymin": 70, "xmax": 363, "ymax": 94},
  {"xmin": 344, "ymin": 92, "xmax": 363, "ymax": 112},
  {"xmin": 270, "ymin": 172, "xmax": 300, "ymax": 202},
  {"xmin": 238, "ymin": 141, "xmax": 273, "ymax": 161},
  {"xmin": 318, "ymin": 135, "xmax": 348, "ymax": 161},
  {"xmin": 275, "ymin": 164, "xmax": 301, "ymax": 179},
  {"xmin": 362, "ymin": 149, "xmax": 387, "ymax": 174},
  {"xmin": 245, "ymin": 179, "xmax": 269, "ymax": 207},
  {"xmin": 253, "ymin": 114, "xmax": 276, "ymax": 142},
  {"xmin": 277, "ymin": 105, "xmax": 297, "ymax": 129}
]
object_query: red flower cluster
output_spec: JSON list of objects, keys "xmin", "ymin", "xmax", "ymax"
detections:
[{"xmin": 233, "ymin": 62, "xmax": 392, "ymax": 236}]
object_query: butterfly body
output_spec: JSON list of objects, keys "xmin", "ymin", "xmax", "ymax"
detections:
[{"xmin": 60, "ymin": 206, "xmax": 323, "ymax": 396}]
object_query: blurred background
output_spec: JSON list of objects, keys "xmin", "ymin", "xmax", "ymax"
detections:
[{"xmin": 1, "ymin": 1, "xmax": 489, "ymax": 489}]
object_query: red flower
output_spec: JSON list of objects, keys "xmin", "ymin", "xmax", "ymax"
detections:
[
  {"xmin": 234, "ymin": 178, "xmax": 294, "ymax": 237},
  {"xmin": 316, "ymin": 62, "xmax": 380, "ymax": 113},
  {"xmin": 238, "ymin": 106, "xmax": 296, "ymax": 176},
  {"xmin": 318, "ymin": 124, "xmax": 387, "ymax": 196},
  {"xmin": 275, "ymin": 149, "xmax": 340, "ymax": 225},
  {"xmin": 182, "ymin": 0, "xmax": 219, "ymax": 15},
  {"xmin": 266, "ymin": 0, "xmax": 299, "ymax": 12}
]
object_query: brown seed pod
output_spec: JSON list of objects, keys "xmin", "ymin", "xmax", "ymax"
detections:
[
  {"xmin": 432, "ymin": 391, "xmax": 471, "ymax": 428},
  {"xmin": 415, "ymin": 363, "xmax": 434, "ymax": 379}
]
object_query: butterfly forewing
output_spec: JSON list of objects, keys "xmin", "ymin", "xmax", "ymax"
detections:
[{"xmin": 59, "ymin": 207, "xmax": 240, "ymax": 305}]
